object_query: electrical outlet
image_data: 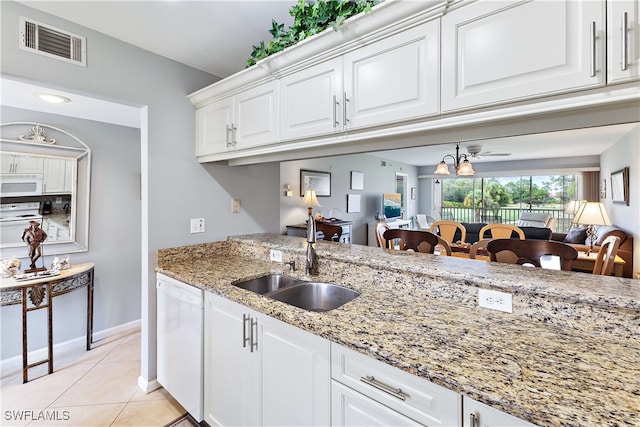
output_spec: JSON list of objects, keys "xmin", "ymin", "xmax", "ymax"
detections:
[
  {"xmin": 270, "ymin": 249, "xmax": 283, "ymax": 262},
  {"xmin": 478, "ymin": 289, "xmax": 512, "ymax": 313},
  {"xmin": 190, "ymin": 218, "xmax": 205, "ymax": 234},
  {"xmin": 232, "ymin": 199, "xmax": 241, "ymax": 213}
]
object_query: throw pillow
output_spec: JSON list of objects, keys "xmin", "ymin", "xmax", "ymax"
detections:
[{"xmin": 564, "ymin": 227, "xmax": 588, "ymax": 244}]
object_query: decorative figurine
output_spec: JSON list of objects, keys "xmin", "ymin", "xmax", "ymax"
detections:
[{"xmin": 22, "ymin": 221, "xmax": 48, "ymax": 272}]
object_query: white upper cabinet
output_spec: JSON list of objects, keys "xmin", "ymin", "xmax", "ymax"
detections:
[
  {"xmin": 195, "ymin": 80, "xmax": 279, "ymax": 157},
  {"xmin": 441, "ymin": 0, "xmax": 605, "ymax": 112},
  {"xmin": 43, "ymin": 157, "xmax": 73, "ymax": 194},
  {"xmin": 279, "ymin": 19, "xmax": 440, "ymax": 141},
  {"xmin": 1, "ymin": 153, "xmax": 44, "ymax": 174},
  {"xmin": 343, "ymin": 19, "xmax": 440, "ymax": 130},
  {"xmin": 279, "ymin": 58, "xmax": 343, "ymax": 141},
  {"xmin": 607, "ymin": 0, "xmax": 640, "ymax": 84}
]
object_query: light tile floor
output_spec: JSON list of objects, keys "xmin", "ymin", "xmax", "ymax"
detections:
[{"xmin": 1, "ymin": 328, "xmax": 186, "ymax": 426}]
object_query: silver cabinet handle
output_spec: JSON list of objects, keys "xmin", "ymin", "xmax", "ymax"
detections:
[
  {"xmin": 469, "ymin": 412, "xmax": 478, "ymax": 427},
  {"xmin": 230, "ymin": 124, "xmax": 237, "ymax": 147},
  {"xmin": 225, "ymin": 125, "xmax": 231, "ymax": 147},
  {"xmin": 343, "ymin": 92, "xmax": 350, "ymax": 125},
  {"xmin": 360, "ymin": 375, "xmax": 407, "ymax": 401},
  {"xmin": 250, "ymin": 317, "xmax": 258, "ymax": 352},
  {"xmin": 242, "ymin": 314, "xmax": 250, "ymax": 348},
  {"xmin": 621, "ymin": 12, "xmax": 629, "ymax": 71},
  {"xmin": 590, "ymin": 21, "xmax": 597, "ymax": 77},
  {"xmin": 333, "ymin": 95, "xmax": 338, "ymax": 128}
]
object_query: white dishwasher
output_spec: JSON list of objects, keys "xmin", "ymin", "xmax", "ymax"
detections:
[{"xmin": 156, "ymin": 273, "xmax": 204, "ymax": 422}]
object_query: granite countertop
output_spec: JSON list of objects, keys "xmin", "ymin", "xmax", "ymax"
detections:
[{"xmin": 156, "ymin": 234, "xmax": 640, "ymax": 427}]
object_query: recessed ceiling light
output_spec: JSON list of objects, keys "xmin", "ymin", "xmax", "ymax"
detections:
[{"xmin": 36, "ymin": 93, "xmax": 71, "ymax": 104}]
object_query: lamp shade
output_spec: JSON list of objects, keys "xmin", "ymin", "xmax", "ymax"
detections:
[
  {"xmin": 302, "ymin": 190, "xmax": 321, "ymax": 208},
  {"xmin": 456, "ymin": 159, "xmax": 475, "ymax": 176},
  {"xmin": 572, "ymin": 202, "xmax": 611, "ymax": 226},
  {"xmin": 565, "ymin": 199, "xmax": 586, "ymax": 215},
  {"xmin": 433, "ymin": 161, "xmax": 451, "ymax": 175}
]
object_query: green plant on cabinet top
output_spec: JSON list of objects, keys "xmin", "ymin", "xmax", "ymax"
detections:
[{"xmin": 246, "ymin": 0, "xmax": 383, "ymax": 67}]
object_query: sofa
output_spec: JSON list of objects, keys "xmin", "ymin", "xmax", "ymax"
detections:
[
  {"xmin": 551, "ymin": 225, "xmax": 634, "ymax": 278},
  {"xmin": 454, "ymin": 222, "xmax": 553, "ymax": 244}
]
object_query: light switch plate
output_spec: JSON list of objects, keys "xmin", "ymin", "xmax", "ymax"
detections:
[
  {"xmin": 232, "ymin": 199, "xmax": 241, "ymax": 213},
  {"xmin": 478, "ymin": 289, "xmax": 512, "ymax": 313},
  {"xmin": 190, "ymin": 218, "xmax": 205, "ymax": 234}
]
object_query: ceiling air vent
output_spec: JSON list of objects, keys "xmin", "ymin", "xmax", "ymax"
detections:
[{"xmin": 19, "ymin": 17, "xmax": 86, "ymax": 66}]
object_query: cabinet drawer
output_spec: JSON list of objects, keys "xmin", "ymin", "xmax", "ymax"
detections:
[{"xmin": 331, "ymin": 343, "xmax": 460, "ymax": 426}]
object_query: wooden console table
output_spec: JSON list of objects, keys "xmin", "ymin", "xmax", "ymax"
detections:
[{"xmin": 0, "ymin": 263, "xmax": 94, "ymax": 383}]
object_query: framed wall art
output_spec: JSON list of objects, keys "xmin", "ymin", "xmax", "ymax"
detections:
[
  {"xmin": 600, "ymin": 179, "xmax": 606, "ymax": 199},
  {"xmin": 350, "ymin": 171, "xmax": 364, "ymax": 190},
  {"xmin": 610, "ymin": 167, "xmax": 629, "ymax": 205},
  {"xmin": 300, "ymin": 169, "xmax": 331, "ymax": 197}
]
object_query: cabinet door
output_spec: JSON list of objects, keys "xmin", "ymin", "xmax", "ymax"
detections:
[
  {"xmin": 43, "ymin": 158, "xmax": 72, "ymax": 194},
  {"xmin": 204, "ymin": 294, "xmax": 260, "ymax": 427},
  {"xmin": 463, "ymin": 397, "xmax": 536, "ymax": 427},
  {"xmin": 2, "ymin": 154, "xmax": 45, "ymax": 174},
  {"xmin": 332, "ymin": 381, "xmax": 420, "ymax": 427},
  {"xmin": 234, "ymin": 80, "xmax": 279, "ymax": 149},
  {"xmin": 279, "ymin": 58, "xmax": 343, "ymax": 141},
  {"xmin": 608, "ymin": 0, "xmax": 640, "ymax": 84},
  {"xmin": 343, "ymin": 19, "xmax": 440, "ymax": 129},
  {"xmin": 442, "ymin": 0, "xmax": 605, "ymax": 111},
  {"xmin": 196, "ymin": 98, "xmax": 233, "ymax": 157},
  {"xmin": 261, "ymin": 313, "xmax": 330, "ymax": 426}
]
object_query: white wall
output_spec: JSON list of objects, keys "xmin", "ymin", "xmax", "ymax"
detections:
[
  {"xmin": 280, "ymin": 154, "xmax": 418, "ymax": 245},
  {"xmin": 0, "ymin": 1, "xmax": 281, "ymax": 386},
  {"xmin": 600, "ymin": 126, "xmax": 639, "ymax": 279}
]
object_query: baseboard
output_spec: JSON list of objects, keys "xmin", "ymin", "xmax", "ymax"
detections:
[
  {"xmin": 138, "ymin": 375, "xmax": 161, "ymax": 394},
  {"xmin": 0, "ymin": 319, "xmax": 141, "ymax": 374}
]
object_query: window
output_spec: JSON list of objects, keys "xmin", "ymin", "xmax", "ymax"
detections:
[{"xmin": 440, "ymin": 174, "xmax": 577, "ymax": 232}]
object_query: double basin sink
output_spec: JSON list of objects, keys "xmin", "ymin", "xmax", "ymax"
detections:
[{"xmin": 234, "ymin": 274, "xmax": 360, "ymax": 312}]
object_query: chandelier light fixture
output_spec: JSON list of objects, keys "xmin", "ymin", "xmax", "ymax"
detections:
[{"xmin": 433, "ymin": 143, "xmax": 475, "ymax": 176}]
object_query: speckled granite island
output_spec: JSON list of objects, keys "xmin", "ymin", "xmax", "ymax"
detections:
[{"xmin": 156, "ymin": 234, "xmax": 639, "ymax": 426}]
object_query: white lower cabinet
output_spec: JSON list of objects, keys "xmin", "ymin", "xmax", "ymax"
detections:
[
  {"xmin": 331, "ymin": 343, "xmax": 460, "ymax": 426},
  {"xmin": 463, "ymin": 396, "xmax": 536, "ymax": 427},
  {"xmin": 204, "ymin": 292, "xmax": 330, "ymax": 427}
]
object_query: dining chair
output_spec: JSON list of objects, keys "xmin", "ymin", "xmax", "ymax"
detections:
[
  {"xmin": 374, "ymin": 222, "xmax": 391, "ymax": 248},
  {"xmin": 429, "ymin": 220, "xmax": 466, "ymax": 245},
  {"xmin": 486, "ymin": 239, "xmax": 578, "ymax": 271},
  {"xmin": 315, "ymin": 222, "xmax": 343, "ymax": 242},
  {"xmin": 479, "ymin": 223, "xmax": 525, "ymax": 240},
  {"xmin": 435, "ymin": 236, "xmax": 452, "ymax": 255},
  {"xmin": 469, "ymin": 238, "xmax": 492, "ymax": 259},
  {"xmin": 382, "ymin": 229, "xmax": 439, "ymax": 254},
  {"xmin": 592, "ymin": 235, "xmax": 621, "ymax": 275}
]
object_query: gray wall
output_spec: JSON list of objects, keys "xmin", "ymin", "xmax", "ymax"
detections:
[
  {"xmin": 600, "ymin": 126, "xmax": 639, "ymax": 278},
  {"xmin": 0, "ymin": 107, "xmax": 141, "ymax": 359},
  {"xmin": 280, "ymin": 154, "xmax": 418, "ymax": 245},
  {"xmin": 1, "ymin": 1, "xmax": 281, "ymax": 385}
]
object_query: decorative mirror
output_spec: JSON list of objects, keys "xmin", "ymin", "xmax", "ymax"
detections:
[
  {"xmin": 0, "ymin": 122, "xmax": 91, "ymax": 256},
  {"xmin": 610, "ymin": 167, "xmax": 630, "ymax": 206}
]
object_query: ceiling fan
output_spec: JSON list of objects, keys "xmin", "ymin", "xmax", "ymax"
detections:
[{"xmin": 466, "ymin": 145, "xmax": 511, "ymax": 159}]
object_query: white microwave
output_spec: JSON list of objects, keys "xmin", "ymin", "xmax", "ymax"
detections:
[{"xmin": 0, "ymin": 174, "xmax": 44, "ymax": 197}]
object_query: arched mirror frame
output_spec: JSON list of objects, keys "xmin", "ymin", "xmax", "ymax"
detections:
[{"xmin": 0, "ymin": 122, "xmax": 91, "ymax": 256}]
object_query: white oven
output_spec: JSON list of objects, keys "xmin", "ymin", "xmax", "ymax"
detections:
[
  {"xmin": 0, "ymin": 202, "xmax": 43, "ymax": 246},
  {"xmin": 0, "ymin": 174, "xmax": 44, "ymax": 197}
]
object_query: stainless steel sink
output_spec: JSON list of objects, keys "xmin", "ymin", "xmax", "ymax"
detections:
[
  {"xmin": 234, "ymin": 275, "xmax": 360, "ymax": 312},
  {"xmin": 234, "ymin": 274, "xmax": 303, "ymax": 294},
  {"xmin": 268, "ymin": 282, "xmax": 360, "ymax": 312}
]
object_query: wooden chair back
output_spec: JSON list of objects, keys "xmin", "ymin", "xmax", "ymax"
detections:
[
  {"xmin": 486, "ymin": 239, "xmax": 578, "ymax": 271},
  {"xmin": 429, "ymin": 220, "xmax": 466, "ymax": 244},
  {"xmin": 382, "ymin": 229, "xmax": 439, "ymax": 254},
  {"xmin": 375, "ymin": 222, "xmax": 391, "ymax": 248},
  {"xmin": 479, "ymin": 223, "xmax": 525, "ymax": 240},
  {"xmin": 436, "ymin": 236, "xmax": 452, "ymax": 255},
  {"xmin": 469, "ymin": 238, "xmax": 492, "ymax": 259},
  {"xmin": 315, "ymin": 222, "xmax": 342, "ymax": 241},
  {"xmin": 592, "ymin": 235, "xmax": 621, "ymax": 275}
]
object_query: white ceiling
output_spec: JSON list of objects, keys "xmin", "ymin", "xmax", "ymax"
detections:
[{"xmin": 5, "ymin": 1, "xmax": 638, "ymax": 166}]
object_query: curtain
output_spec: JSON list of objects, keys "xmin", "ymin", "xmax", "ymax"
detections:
[{"xmin": 581, "ymin": 171, "xmax": 600, "ymax": 202}]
